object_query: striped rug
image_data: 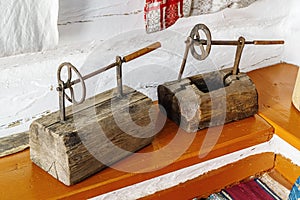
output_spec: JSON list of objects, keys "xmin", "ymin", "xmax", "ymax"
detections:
[{"xmin": 206, "ymin": 174, "xmax": 290, "ymax": 200}]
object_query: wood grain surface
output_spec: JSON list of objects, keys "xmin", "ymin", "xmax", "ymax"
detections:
[
  {"xmin": 0, "ymin": 131, "xmax": 29, "ymax": 157},
  {"xmin": 3, "ymin": 64, "xmax": 294, "ymax": 199},
  {"xmin": 30, "ymin": 86, "xmax": 154, "ymax": 185},
  {"xmin": 0, "ymin": 112, "xmax": 273, "ymax": 200},
  {"xmin": 158, "ymin": 69, "xmax": 258, "ymax": 132},
  {"xmin": 248, "ymin": 63, "xmax": 300, "ymax": 150}
]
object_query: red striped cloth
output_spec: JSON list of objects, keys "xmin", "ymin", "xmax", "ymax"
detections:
[
  {"xmin": 144, "ymin": 0, "xmax": 191, "ymax": 33},
  {"xmin": 221, "ymin": 179, "xmax": 281, "ymax": 200}
]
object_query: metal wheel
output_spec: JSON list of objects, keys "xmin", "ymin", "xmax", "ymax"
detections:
[
  {"xmin": 189, "ymin": 24, "xmax": 212, "ymax": 61},
  {"xmin": 57, "ymin": 62, "xmax": 86, "ymax": 104}
]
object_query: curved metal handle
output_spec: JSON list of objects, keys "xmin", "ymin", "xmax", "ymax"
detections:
[
  {"xmin": 178, "ymin": 24, "xmax": 212, "ymax": 80},
  {"xmin": 56, "ymin": 42, "xmax": 161, "ymax": 121},
  {"xmin": 190, "ymin": 24, "xmax": 212, "ymax": 61},
  {"xmin": 57, "ymin": 62, "xmax": 87, "ymax": 121},
  {"xmin": 57, "ymin": 62, "xmax": 87, "ymax": 104}
]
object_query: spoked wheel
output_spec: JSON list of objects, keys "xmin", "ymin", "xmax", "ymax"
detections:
[
  {"xmin": 189, "ymin": 24, "xmax": 212, "ymax": 61},
  {"xmin": 57, "ymin": 62, "xmax": 86, "ymax": 104}
]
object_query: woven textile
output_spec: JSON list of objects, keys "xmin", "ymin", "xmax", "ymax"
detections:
[
  {"xmin": 223, "ymin": 179, "xmax": 280, "ymax": 200},
  {"xmin": 144, "ymin": 0, "xmax": 192, "ymax": 33},
  {"xmin": 260, "ymin": 173, "xmax": 290, "ymax": 200},
  {"xmin": 207, "ymin": 178, "xmax": 283, "ymax": 200},
  {"xmin": 289, "ymin": 176, "xmax": 300, "ymax": 200},
  {"xmin": 144, "ymin": 0, "xmax": 256, "ymax": 33}
]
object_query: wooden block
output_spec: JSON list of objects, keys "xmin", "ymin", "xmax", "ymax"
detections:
[
  {"xmin": 29, "ymin": 86, "xmax": 154, "ymax": 186},
  {"xmin": 158, "ymin": 69, "xmax": 258, "ymax": 132},
  {"xmin": 0, "ymin": 131, "xmax": 29, "ymax": 158},
  {"xmin": 0, "ymin": 115, "xmax": 273, "ymax": 200}
]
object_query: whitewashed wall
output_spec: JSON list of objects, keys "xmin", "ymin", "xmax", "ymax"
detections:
[
  {"xmin": 58, "ymin": 0, "xmax": 145, "ymax": 43},
  {"xmin": 0, "ymin": 1, "xmax": 299, "ymax": 198},
  {"xmin": 57, "ymin": 0, "xmax": 257, "ymax": 43},
  {"xmin": 0, "ymin": 0, "xmax": 296, "ymax": 145},
  {"xmin": 0, "ymin": 0, "xmax": 58, "ymax": 57}
]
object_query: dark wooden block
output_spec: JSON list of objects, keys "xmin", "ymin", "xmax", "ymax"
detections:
[
  {"xmin": 158, "ymin": 69, "xmax": 258, "ymax": 132},
  {"xmin": 30, "ymin": 86, "xmax": 154, "ymax": 186}
]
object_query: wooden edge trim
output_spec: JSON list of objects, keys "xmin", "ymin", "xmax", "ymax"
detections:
[
  {"xmin": 275, "ymin": 154, "xmax": 300, "ymax": 185},
  {"xmin": 259, "ymin": 112, "xmax": 300, "ymax": 150}
]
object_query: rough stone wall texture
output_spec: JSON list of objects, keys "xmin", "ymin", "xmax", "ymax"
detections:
[{"xmin": 0, "ymin": 0, "xmax": 59, "ymax": 57}]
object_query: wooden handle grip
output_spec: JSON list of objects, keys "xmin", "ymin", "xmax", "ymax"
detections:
[
  {"xmin": 253, "ymin": 40, "xmax": 284, "ymax": 45},
  {"xmin": 123, "ymin": 42, "xmax": 161, "ymax": 63}
]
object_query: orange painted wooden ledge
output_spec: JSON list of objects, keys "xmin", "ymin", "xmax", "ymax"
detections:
[
  {"xmin": 248, "ymin": 63, "xmax": 300, "ymax": 150},
  {"xmin": 142, "ymin": 63, "xmax": 300, "ymax": 199},
  {"xmin": 0, "ymin": 114, "xmax": 273, "ymax": 200},
  {"xmin": 141, "ymin": 153, "xmax": 275, "ymax": 200},
  {"xmin": 275, "ymin": 154, "xmax": 300, "ymax": 185}
]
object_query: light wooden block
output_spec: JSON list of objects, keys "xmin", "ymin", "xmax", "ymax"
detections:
[{"xmin": 30, "ymin": 86, "xmax": 154, "ymax": 186}]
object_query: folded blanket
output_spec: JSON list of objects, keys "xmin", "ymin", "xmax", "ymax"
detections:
[
  {"xmin": 144, "ymin": 0, "xmax": 256, "ymax": 33},
  {"xmin": 206, "ymin": 178, "xmax": 283, "ymax": 200},
  {"xmin": 144, "ymin": 0, "xmax": 192, "ymax": 33}
]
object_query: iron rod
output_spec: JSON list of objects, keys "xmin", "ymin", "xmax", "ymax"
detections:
[
  {"xmin": 196, "ymin": 39, "xmax": 284, "ymax": 46},
  {"xmin": 68, "ymin": 42, "xmax": 161, "ymax": 88},
  {"xmin": 69, "ymin": 62, "xmax": 117, "ymax": 86}
]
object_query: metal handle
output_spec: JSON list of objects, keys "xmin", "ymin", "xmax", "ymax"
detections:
[
  {"xmin": 178, "ymin": 23, "xmax": 285, "ymax": 80},
  {"xmin": 195, "ymin": 39, "xmax": 284, "ymax": 46},
  {"xmin": 67, "ymin": 42, "xmax": 162, "ymax": 87},
  {"xmin": 57, "ymin": 62, "xmax": 87, "ymax": 121},
  {"xmin": 57, "ymin": 42, "xmax": 161, "ymax": 122},
  {"xmin": 232, "ymin": 37, "xmax": 246, "ymax": 75},
  {"xmin": 57, "ymin": 62, "xmax": 86, "ymax": 104},
  {"xmin": 189, "ymin": 24, "xmax": 212, "ymax": 61}
]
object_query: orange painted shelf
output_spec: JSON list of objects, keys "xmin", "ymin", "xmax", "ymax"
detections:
[
  {"xmin": 248, "ymin": 63, "xmax": 300, "ymax": 150},
  {"xmin": 0, "ymin": 114, "xmax": 273, "ymax": 200},
  {"xmin": 141, "ymin": 153, "xmax": 275, "ymax": 200}
]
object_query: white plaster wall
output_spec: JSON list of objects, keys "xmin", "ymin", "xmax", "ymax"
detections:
[
  {"xmin": 57, "ymin": 0, "xmax": 258, "ymax": 43},
  {"xmin": 0, "ymin": 0, "xmax": 299, "ymax": 198},
  {"xmin": 0, "ymin": 0, "xmax": 59, "ymax": 57},
  {"xmin": 0, "ymin": 0, "xmax": 298, "ymax": 144},
  {"xmin": 58, "ymin": 0, "xmax": 143, "ymax": 25},
  {"xmin": 58, "ymin": 0, "xmax": 145, "ymax": 44}
]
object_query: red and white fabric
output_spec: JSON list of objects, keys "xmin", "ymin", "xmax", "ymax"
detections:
[
  {"xmin": 144, "ymin": 0, "xmax": 256, "ymax": 33},
  {"xmin": 144, "ymin": 0, "xmax": 192, "ymax": 33}
]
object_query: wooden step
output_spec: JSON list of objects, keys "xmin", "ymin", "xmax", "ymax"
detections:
[
  {"xmin": 141, "ymin": 153, "xmax": 275, "ymax": 200},
  {"xmin": 0, "ymin": 113, "xmax": 272, "ymax": 200},
  {"xmin": 248, "ymin": 63, "xmax": 300, "ymax": 150}
]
